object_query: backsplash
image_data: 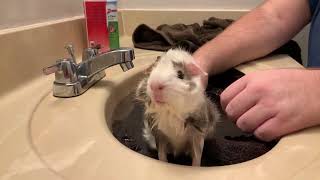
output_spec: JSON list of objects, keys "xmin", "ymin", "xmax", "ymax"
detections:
[
  {"xmin": 0, "ymin": 0, "xmax": 264, "ymax": 30},
  {"xmin": 0, "ymin": 17, "xmax": 86, "ymax": 96},
  {"xmin": 0, "ymin": 0, "xmax": 83, "ymax": 30},
  {"xmin": 119, "ymin": 0, "xmax": 263, "ymax": 10}
]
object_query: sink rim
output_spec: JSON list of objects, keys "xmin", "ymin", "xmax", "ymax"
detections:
[{"xmin": 29, "ymin": 56, "xmax": 320, "ymax": 180}]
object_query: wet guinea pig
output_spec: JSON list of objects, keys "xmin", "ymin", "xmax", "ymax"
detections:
[{"xmin": 135, "ymin": 49, "xmax": 221, "ymax": 166}]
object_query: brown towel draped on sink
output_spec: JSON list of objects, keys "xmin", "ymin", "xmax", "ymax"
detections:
[
  {"xmin": 133, "ymin": 17, "xmax": 233, "ymax": 52},
  {"xmin": 132, "ymin": 17, "xmax": 302, "ymax": 64}
]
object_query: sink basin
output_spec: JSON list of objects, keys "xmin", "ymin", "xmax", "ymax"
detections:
[
  {"xmin": 28, "ymin": 54, "xmax": 320, "ymax": 180},
  {"xmin": 29, "ymin": 55, "xmax": 161, "ymax": 180},
  {"xmin": 110, "ymin": 68, "xmax": 277, "ymax": 166}
]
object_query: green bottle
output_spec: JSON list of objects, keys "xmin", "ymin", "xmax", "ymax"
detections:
[{"xmin": 107, "ymin": 0, "xmax": 120, "ymax": 50}]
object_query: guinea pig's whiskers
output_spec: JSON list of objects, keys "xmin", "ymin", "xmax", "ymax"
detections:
[{"xmin": 167, "ymin": 88, "xmax": 188, "ymax": 97}]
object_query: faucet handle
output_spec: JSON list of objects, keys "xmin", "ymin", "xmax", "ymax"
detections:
[
  {"xmin": 89, "ymin": 41, "xmax": 101, "ymax": 50},
  {"xmin": 43, "ymin": 61, "xmax": 62, "ymax": 75},
  {"xmin": 43, "ymin": 58, "xmax": 78, "ymax": 84},
  {"xmin": 65, "ymin": 44, "xmax": 77, "ymax": 64},
  {"xmin": 82, "ymin": 48, "xmax": 97, "ymax": 61},
  {"xmin": 82, "ymin": 41, "xmax": 101, "ymax": 61}
]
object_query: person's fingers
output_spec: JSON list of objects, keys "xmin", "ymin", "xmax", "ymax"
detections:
[
  {"xmin": 254, "ymin": 117, "xmax": 281, "ymax": 142},
  {"xmin": 220, "ymin": 76, "xmax": 248, "ymax": 110},
  {"xmin": 254, "ymin": 113, "xmax": 314, "ymax": 142},
  {"xmin": 224, "ymin": 89, "xmax": 258, "ymax": 121},
  {"xmin": 236, "ymin": 104, "xmax": 277, "ymax": 132}
]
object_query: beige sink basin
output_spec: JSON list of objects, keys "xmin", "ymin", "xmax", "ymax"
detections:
[{"xmin": 28, "ymin": 54, "xmax": 320, "ymax": 180}]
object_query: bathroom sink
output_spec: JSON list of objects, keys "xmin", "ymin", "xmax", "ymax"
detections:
[{"xmin": 29, "ymin": 54, "xmax": 320, "ymax": 180}]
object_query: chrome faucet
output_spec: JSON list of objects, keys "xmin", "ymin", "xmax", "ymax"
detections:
[{"xmin": 43, "ymin": 43, "xmax": 135, "ymax": 97}]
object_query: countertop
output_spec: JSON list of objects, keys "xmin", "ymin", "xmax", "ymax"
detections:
[{"xmin": 0, "ymin": 36, "xmax": 313, "ymax": 180}]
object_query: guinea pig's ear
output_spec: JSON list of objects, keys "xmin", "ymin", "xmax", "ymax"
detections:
[
  {"xmin": 185, "ymin": 62, "xmax": 204, "ymax": 76},
  {"xmin": 144, "ymin": 56, "xmax": 162, "ymax": 75},
  {"xmin": 186, "ymin": 62, "xmax": 208, "ymax": 88}
]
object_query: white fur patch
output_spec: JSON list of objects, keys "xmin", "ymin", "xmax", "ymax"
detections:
[
  {"xmin": 147, "ymin": 49, "xmax": 205, "ymax": 114},
  {"xmin": 143, "ymin": 49, "xmax": 207, "ymax": 153},
  {"xmin": 145, "ymin": 103, "xmax": 191, "ymax": 153},
  {"xmin": 143, "ymin": 120, "xmax": 156, "ymax": 149}
]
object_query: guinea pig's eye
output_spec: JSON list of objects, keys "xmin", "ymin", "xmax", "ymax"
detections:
[{"xmin": 177, "ymin": 70, "xmax": 184, "ymax": 79}]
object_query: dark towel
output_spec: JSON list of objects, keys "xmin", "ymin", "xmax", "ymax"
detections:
[
  {"xmin": 132, "ymin": 17, "xmax": 233, "ymax": 52},
  {"xmin": 132, "ymin": 17, "xmax": 302, "ymax": 64}
]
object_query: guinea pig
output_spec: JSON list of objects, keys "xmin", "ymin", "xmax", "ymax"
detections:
[{"xmin": 135, "ymin": 48, "xmax": 220, "ymax": 166}]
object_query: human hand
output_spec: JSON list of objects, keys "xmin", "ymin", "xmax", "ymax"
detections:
[{"xmin": 220, "ymin": 69, "xmax": 320, "ymax": 141}]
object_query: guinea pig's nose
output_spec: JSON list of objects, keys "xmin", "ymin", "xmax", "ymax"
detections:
[{"xmin": 150, "ymin": 82, "xmax": 165, "ymax": 92}]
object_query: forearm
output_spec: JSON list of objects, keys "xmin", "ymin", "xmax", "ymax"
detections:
[{"xmin": 194, "ymin": 0, "xmax": 311, "ymax": 74}]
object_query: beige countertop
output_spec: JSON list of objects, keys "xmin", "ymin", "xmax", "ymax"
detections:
[{"xmin": 1, "ymin": 36, "xmax": 319, "ymax": 180}]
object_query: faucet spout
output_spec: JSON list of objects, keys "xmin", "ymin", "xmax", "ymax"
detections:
[{"xmin": 80, "ymin": 48, "xmax": 135, "ymax": 78}]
